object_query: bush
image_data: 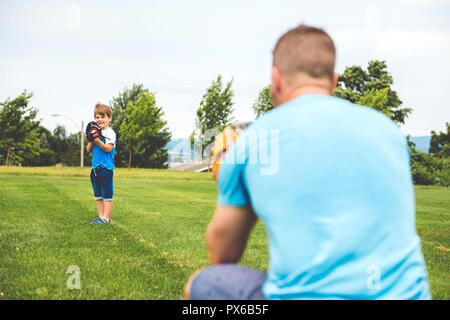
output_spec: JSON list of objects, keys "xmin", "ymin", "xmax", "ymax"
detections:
[{"xmin": 410, "ymin": 148, "xmax": 449, "ymax": 187}]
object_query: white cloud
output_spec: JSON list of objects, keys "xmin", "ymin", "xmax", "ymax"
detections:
[
  {"xmin": 331, "ymin": 28, "xmax": 450, "ymax": 64},
  {"xmin": 373, "ymin": 29, "xmax": 450, "ymax": 60},
  {"xmin": 399, "ymin": 0, "xmax": 450, "ymax": 7},
  {"xmin": 2, "ymin": 1, "xmax": 449, "ymax": 138},
  {"xmin": 331, "ymin": 27, "xmax": 450, "ymax": 136}
]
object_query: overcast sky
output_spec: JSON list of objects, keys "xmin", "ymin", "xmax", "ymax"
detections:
[{"xmin": 1, "ymin": 0, "xmax": 449, "ymax": 139}]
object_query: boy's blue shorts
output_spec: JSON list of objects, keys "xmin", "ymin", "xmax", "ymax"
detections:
[
  {"xmin": 190, "ymin": 264, "xmax": 266, "ymax": 300},
  {"xmin": 90, "ymin": 166, "xmax": 113, "ymax": 202}
]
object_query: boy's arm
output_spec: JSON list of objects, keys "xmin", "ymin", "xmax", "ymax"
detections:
[
  {"xmin": 94, "ymin": 138, "xmax": 114, "ymax": 153},
  {"xmin": 86, "ymin": 141, "xmax": 94, "ymax": 153}
]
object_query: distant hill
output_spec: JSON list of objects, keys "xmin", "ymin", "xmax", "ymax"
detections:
[
  {"xmin": 165, "ymin": 138, "xmax": 201, "ymax": 162},
  {"xmin": 410, "ymin": 136, "xmax": 431, "ymax": 154},
  {"xmin": 164, "ymin": 138, "xmax": 184, "ymax": 151},
  {"xmin": 164, "ymin": 135, "xmax": 432, "ymax": 162}
]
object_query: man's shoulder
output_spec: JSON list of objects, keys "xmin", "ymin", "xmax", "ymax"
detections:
[
  {"xmin": 245, "ymin": 94, "xmax": 405, "ymax": 152},
  {"xmin": 258, "ymin": 94, "xmax": 398, "ymax": 128}
]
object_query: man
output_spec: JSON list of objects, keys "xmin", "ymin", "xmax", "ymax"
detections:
[{"xmin": 184, "ymin": 24, "xmax": 431, "ymax": 300}]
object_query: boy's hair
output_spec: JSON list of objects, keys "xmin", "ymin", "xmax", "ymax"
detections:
[{"xmin": 94, "ymin": 103, "xmax": 112, "ymax": 118}]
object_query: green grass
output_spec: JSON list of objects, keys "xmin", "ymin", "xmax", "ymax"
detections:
[
  {"xmin": 414, "ymin": 185, "xmax": 450, "ymax": 299},
  {"xmin": 0, "ymin": 167, "xmax": 448, "ymax": 299}
]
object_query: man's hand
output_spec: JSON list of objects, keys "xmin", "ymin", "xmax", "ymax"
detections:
[
  {"xmin": 206, "ymin": 205, "xmax": 258, "ymax": 264},
  {"xmin": 211, "ymin": 122, "xmax": 252, "ymax": 181}
]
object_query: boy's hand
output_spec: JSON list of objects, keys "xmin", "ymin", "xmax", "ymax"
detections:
[
  {"xmin": 86, "ymin": 121, "xmax": 102, "ymax": 142},
  {"xmin": 87, "ymin": 126, "xmax": 101, "ymax": 142}
]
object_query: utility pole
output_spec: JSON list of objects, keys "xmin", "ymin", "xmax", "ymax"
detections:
[{"xmin": 80, "ymin": 120, "xmax": 84, "ymax": 167}]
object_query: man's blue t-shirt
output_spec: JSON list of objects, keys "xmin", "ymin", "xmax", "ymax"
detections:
[
  {"xmin": 92, "ymin": 127, "xmax": 116, "ymax": 171},
  {"xmin": 217, "ymin": 94, "xmax": 431, "ymax": 300}
]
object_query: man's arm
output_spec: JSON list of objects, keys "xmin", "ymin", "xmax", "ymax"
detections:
[
  {"xmin": 206, "ymin": 205, "xmax": 258, "ymax": 265},
  {"xmin": 94, "ymin": 138, "xmax": 114, "ymax": 153}
]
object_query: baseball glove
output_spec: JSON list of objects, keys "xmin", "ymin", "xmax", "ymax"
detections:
[
  {"xmin": 85, "ymin": 121, "xmax": 102, "ymax": 142},
  {"xmin": 211, "ymin": 122, "xmax": 251, "ymax": 181}
]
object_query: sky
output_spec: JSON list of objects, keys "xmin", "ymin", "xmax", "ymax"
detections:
[{"xmin": 1, "ymin": 0, "xmax": 449, "ymax": 139}]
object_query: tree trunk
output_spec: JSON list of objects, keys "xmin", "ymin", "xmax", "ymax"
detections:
[
  {"xmin": 128, "ymin": 150, "xmax": 132, "ymax": 169},
  {"xmin": 5, "ymin": 146, "xmax": 11, "ymax": 166}
]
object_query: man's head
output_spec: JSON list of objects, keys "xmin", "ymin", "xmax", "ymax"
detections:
[
  {"xmin": 94, "ymin": 103, "xmax": 112, "ymax": 129},
  {"xmin": 271, "ymin": 24, "xmax": 338, "ymax": 106}
]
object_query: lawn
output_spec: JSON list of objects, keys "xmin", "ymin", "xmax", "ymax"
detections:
[{"xmin": 0, "ymin": 167, "xmax": 448, "ymax": 299}]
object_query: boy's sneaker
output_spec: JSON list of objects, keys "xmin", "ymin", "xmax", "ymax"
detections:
[{"xmin": 90, "ymin": 218, "xmax": 111, "ymax": 224}]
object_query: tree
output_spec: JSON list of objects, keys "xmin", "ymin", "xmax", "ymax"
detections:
[
  {"xmin": 407, "ymin": 135, "xmax": 450, "ymax": 187},
  {"xmin": 21, "ymin": 126, "xmax": 56, "ymax": 166},
  {"xmin": 120, "ymin": 90, "xmax": 171, "ymax": 168},
  {"xmin": 192, "ymin": 75, "xmax": 234, "ymax": 159},
  {"xmin": 334, "ymin": 60, "xmax": 412, "ymax": 124},
  {"xmin": 18, "ymin": 125, "xmax": 91, "ymax": 167},
  {"xmin": 110, "ymin": 84, "xmax": 146, "ymax": 168},
  {"xmin": 356, "ymin": 88, "xmax": 391, "ymax": 118},
  {"xmin": 429, "ymin": 122, "xmax": 450, "ymax": 158},
  {"xmin": 0, "ymin": 91, "xmax": 40, "ymax": 166},
  {"xmin": 253, "ymin": 85, "xmax": 274, "ymax": 118}
]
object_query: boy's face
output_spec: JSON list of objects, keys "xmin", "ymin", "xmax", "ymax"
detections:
[{"xmin": 95, "ymin": 113, "xmax": 112, "ymax": 130}]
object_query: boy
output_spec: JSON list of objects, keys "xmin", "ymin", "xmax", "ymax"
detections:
[{"xmin": 86, "ymin": 103, "xmax": 116, "ymax": 224}]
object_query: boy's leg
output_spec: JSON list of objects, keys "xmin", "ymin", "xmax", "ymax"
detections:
[
  {"xmin": 185, "ymin": 264, "xmax": 266, "ymax": 300},
  {"xmin": 100, "ymin": 168, "xmax": 114, "ymax": 222},
  {"xmin": 96, "ymin": 200, "xmax": 105, "ymax": 219},
  {"xmin": 102, "ymin": 201, "xmax": 113, "ymax": 221},
  {"xmin": 91, "ymin": 168, "xmax": 104, "ymax": 220}
]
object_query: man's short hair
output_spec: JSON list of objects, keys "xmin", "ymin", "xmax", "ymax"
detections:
[
  {"xmin": 94, "ymin": 103, "xmax": 112, "ymax": 118},
  {"xmin": 273, "ymin": 24, "xmax": 336, "ymax": 83}
]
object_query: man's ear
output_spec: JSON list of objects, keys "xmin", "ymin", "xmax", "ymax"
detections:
[
  {"xmin": 271, "ymin": 66, "xmax": 282, "ymax": 106},
  {"xmin": 331, "ymin": 72, "xmax": 338, "ymax": 91},
  {"xmin": 271, "ymin": 67, "xmax": 281, "ymax": 91}
]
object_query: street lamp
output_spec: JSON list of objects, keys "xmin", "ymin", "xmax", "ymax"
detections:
[{"xmin": 51, "ymin": 114, "xmax": 84, "ymax": 167}]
